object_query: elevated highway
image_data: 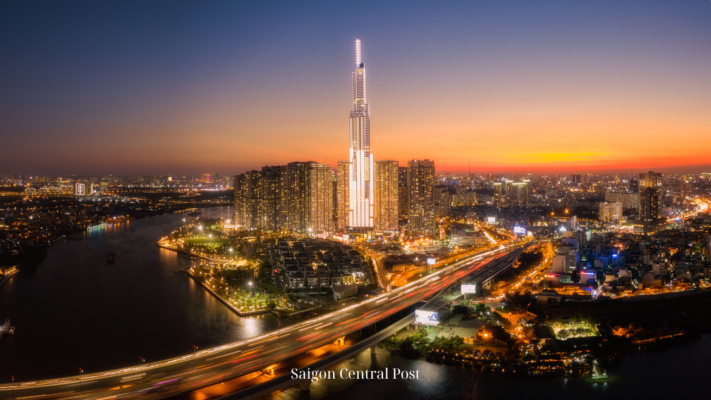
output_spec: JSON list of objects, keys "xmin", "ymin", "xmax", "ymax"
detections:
[{"xmin": 0, "ymin": 242, "xmax": 526, "ymax": 400}]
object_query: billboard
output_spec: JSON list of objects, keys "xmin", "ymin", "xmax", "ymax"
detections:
[
  {"xmin": 513, "ymin": 226, "xmax": 526, "ymax": 235},
  {"xmin": 461, "ymin": 284, "xmax": 476, "ymax": 294},
  {"xmin": 487, "ymin": 217, "xmax": 496, "ymax": 224},
  {"xmin": 415, "ymin": 310, "xmax": 439, "ymax": 326},
  {"xmin": 426, "ymin": 258, "xmax": 436, "ymax": 265}
]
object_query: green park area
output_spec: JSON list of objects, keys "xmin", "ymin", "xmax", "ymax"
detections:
[{"xmin": 183, "ymin": 237, "xmax": 232, "ymax": 246}]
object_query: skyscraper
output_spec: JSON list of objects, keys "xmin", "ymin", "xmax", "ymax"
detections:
[
  {"xmin": 373, "ymin": 160, "xmax": 399, "ymax": 232},
  {"xmin": 285, "ymin": 161, "xmax": 316, "ymax": 232},
  {"xmin": 348, "ymin": 38, "xmax": 374, "ymax": 229},
  {"xmin": 398, "ymin": 167, "xmax": 408, "ymax": 217},
  {"xmin": 407, "ymin": 159, "xmax": 436, "ymax": 235},
  {"xmin": 336, "ymin": 161, "xmax": 351, "ymax": 231},
  {"xmin": 639, "ymin": 171, "xmax": 662, "ymax": 209},
  {"xmin": 307, "ymin": 164, "xmax": 335, "ymax": 234},
  {"xmin": 639, "ymin": 171, "xmax": 662, "ymax": 225},
  {"xmin": 243, "ymin": 170, "xmax": 263, "ymax": 229},
  {"xmin": 261, "ymin": 165, "xmax": 287, "ymax": 230}
]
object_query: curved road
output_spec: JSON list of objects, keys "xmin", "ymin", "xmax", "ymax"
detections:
[{"xmin": 0, "ymin": 242, "xmax": 523, "ymax": 400}]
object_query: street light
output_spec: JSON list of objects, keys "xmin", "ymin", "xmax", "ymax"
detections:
[{"xmin": 78, "ymin": 368, "xmax": 83, "ymax": 393}]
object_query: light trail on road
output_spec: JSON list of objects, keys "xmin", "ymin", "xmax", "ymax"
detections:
[{"xmin": 0, "ymin": 242, "xmax": 524, "ymax": 400}]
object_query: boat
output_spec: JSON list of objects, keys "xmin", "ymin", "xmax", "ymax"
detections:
[
  {"xmin": 107, "ymin": 252, "xmax": 117, "ymax": 263},
  {"xmin": 591, "ymin": 364, "xmax": 609, "ymax": 381}
]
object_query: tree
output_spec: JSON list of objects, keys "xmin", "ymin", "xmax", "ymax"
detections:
[{"xmin": 452, "ymin": 304, "xmax": 469, "ymax": 315}]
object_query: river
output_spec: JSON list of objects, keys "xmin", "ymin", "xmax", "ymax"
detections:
[{"xmin": 0, "ymin": 206, "xmax": 287, "ymax": 382}]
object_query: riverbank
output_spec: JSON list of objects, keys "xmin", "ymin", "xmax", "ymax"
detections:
[
  {"xmin": 157, "ymin": 242, "xmax": 223, "ymax": 263},
  {"xmin": 178, "ymin": 269, "xmax": 270, "ymax": 317},
  {"xmin": 0, "ymin": 268, "xmax": 19, "ymax": 288},
  {"xmin": 0, "ymin": 205, "xmax": 289, "ymax": 382}
]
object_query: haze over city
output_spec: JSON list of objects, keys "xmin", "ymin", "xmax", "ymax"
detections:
[{"xmin": 2, "ymin": 0, "xmax": 711, "ymax": 176}]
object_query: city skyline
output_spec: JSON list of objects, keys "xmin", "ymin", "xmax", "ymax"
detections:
[{"xmin": 2, "ymin": 0, "xmax": 711, "ymax": 176}]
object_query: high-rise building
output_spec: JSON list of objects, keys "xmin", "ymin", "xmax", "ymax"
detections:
[
  {"xmin": 235, "ymin": 162, "xmax": 333, "ymax": 233},
  {"xmin": 261, "ymin": 165, "xmax": 286, "ymax": 231},
  {"xmin": 407, "ymin": 159, "xmax": 436, "ymax": 234},
  {"xmin": 555, "ymin": 245, "xmax": 578, "ymax": 273},
  {"xmin": 493, "ymin": 182, "xmax": 503, "ymax": 206},
  {"xmin": 639, "ymin": 171, "xmax": 662, "ymax": 210},
  {"xmin": 571, "ymin": 174, "xmax": 581, "ymax": 184},
  {"xmin": 240, "ymin": 170, "xmax": 263, "ymax": 229},
  {"xmin": 629, "ymin": 178, "xmax": 639, "ymax": 193},
  {"xmin": 234, "ymin": 174, "xmax": 245, "ymax": 225},
  {"xmin": 307, "ymin": 164, "xmax": 335, "ymax": 234},
  {"xmin": 74, "ymin": 183, "xmax": 85, "ymax": 196},
  {"xmin": 336, "ymin": 161, "xmax": 351, "ymax": 231},
  {"xmin": 200, "ymin": 174, "xmax": 212, "ymax": 183},
  {"xmin": 605, "ymin": 191, "xmax": 639, "ymax": 209},
  {"xmin": 348, "ymin": 38, "xmax": 374, "ymax": 229},
  {"xmin": 639, "ymin": 186, "xmax": 660, "ymax": 223},
  {"xmin": 434, "ymin": 186, "xmax": 452, "ymax": 219},
  {"xmin": 373, "ymin": 160, "xmax": 399, "ymax": 231},
  {"xmin": 398, "ymin": 167, "xmax": 408, "ymax": 217},
  {"xmin": 285, "ymin": 161, "xmax": 316, "ymax": 232},
  {"xmin": 599, "ymin": 201, "xmax": 623, "ymax": 223},
  {"xmin": 508, "ymin": 181, "xmax": 529, "ymax": 206}
]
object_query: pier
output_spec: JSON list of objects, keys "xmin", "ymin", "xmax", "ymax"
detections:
[{"xmin": 0, "ymin": 319, "xmax": 15, "ymax": 340}]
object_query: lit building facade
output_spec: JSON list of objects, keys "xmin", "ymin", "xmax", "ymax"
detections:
[
  {"xmin": 261, "ymin": 165, "xmax": 287, "ymax": 230},
  {"xmin": 398, "ymin": 166, "xmax": 408, "ymax": 217},
  {"xmin": 285, "ymin": 161, "xmax": 316, "ymax": 233},
  {"xmin": 373, "ymin": 160, "xmax": 399, "ymax": 231},
  {"xmin": 307, "ymin": 164, "xmax": 335, "ymax": 234},
  {"xmin": 599, "ymin": 201, "xmax": 623, "ymax": 223},
  {"xmin": 638, "ymin": 171, "xmax": 663, "ymax": 229},
  {"xmin": 348, "ymin": 38, "xmax": 374, "ymax": 229},
  {"xmin": 336, "ymin": 161, "xmax": 351, "ymax": 231},
  {"xmin": 639, "ymin": 171, "xmax": 663, "ymax": 211},
  {"xmin": 407, "ymin": 159, "xmax": 436, "ymax": 234}
]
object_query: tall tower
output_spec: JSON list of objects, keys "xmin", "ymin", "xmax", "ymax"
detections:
[
  {"xmin": 374, "ymin": 160, "xmax": 399, "ymax": 232},
  {"xmin": 348, "ymin": 38, "xmax": 374, "ymax": 228},
  {"xmin": 407, "ymin": 159, "xmax": 436, "ymax": 235}
]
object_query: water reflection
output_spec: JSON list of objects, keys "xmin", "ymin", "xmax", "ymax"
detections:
[{"xmin": 0, "ymin": 206, "xmax": 289, "ymax": 381}]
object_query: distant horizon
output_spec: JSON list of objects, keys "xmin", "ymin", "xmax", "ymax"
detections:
[{"xmin": 3, "ymin": 164, "xmax": 711, "ymax": 179}]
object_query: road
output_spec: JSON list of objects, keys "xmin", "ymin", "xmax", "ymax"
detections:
[{"xmin": 0, "ymin": 242, "xmax": 524, "ymax": 400}]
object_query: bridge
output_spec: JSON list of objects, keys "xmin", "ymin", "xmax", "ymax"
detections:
[
  {"xmin": 0, "ymin": 242, "xmax": 527, "ymax": 400},
  {"xmin": 465, "ymin": 246, "xmax": 527, "ymax": 290}
]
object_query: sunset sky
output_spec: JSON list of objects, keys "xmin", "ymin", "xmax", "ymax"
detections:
[{"xmin": 1, "ymin": 0, "xmax": 710, "ymax": 176}]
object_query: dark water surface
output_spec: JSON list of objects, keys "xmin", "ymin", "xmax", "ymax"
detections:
[
  {"xmin": 0, "ymin": 206, "xmax": 286, "ymax": 382},
  {"xmin": 312, "ymin": 334, "xmax": 711, "ymax": 400}
]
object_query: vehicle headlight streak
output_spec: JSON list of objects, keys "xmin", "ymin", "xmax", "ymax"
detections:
[{"xmin": 1, "ymin": 242, "xmax": 519, "ymax": 391}]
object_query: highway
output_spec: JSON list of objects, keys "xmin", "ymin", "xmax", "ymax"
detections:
[{"xmin": 0, "ymin": 242, "xmax": 525, "ymax": 400}]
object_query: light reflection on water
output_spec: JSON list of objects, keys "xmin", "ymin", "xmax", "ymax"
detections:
[
  {"xmin": 0, "ymin": 206, "xmax": 289, "ymax": 381},
  {"xmin": 298, "ymin": 334, "xmax": 711, "ymax": 400}
]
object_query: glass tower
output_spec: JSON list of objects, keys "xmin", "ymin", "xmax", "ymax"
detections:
[{"xmin": 348, "ymin": 38, "xmax": 374, "ymax": 228}]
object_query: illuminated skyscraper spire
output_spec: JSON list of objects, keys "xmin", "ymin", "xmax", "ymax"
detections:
[
  {"xmin": 348, "ymin": 37, "xmax": 374, "ymax": 228},
  {"xmin": 355, "ymin": 37, "xmax": 361, "ymax": 66}
]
